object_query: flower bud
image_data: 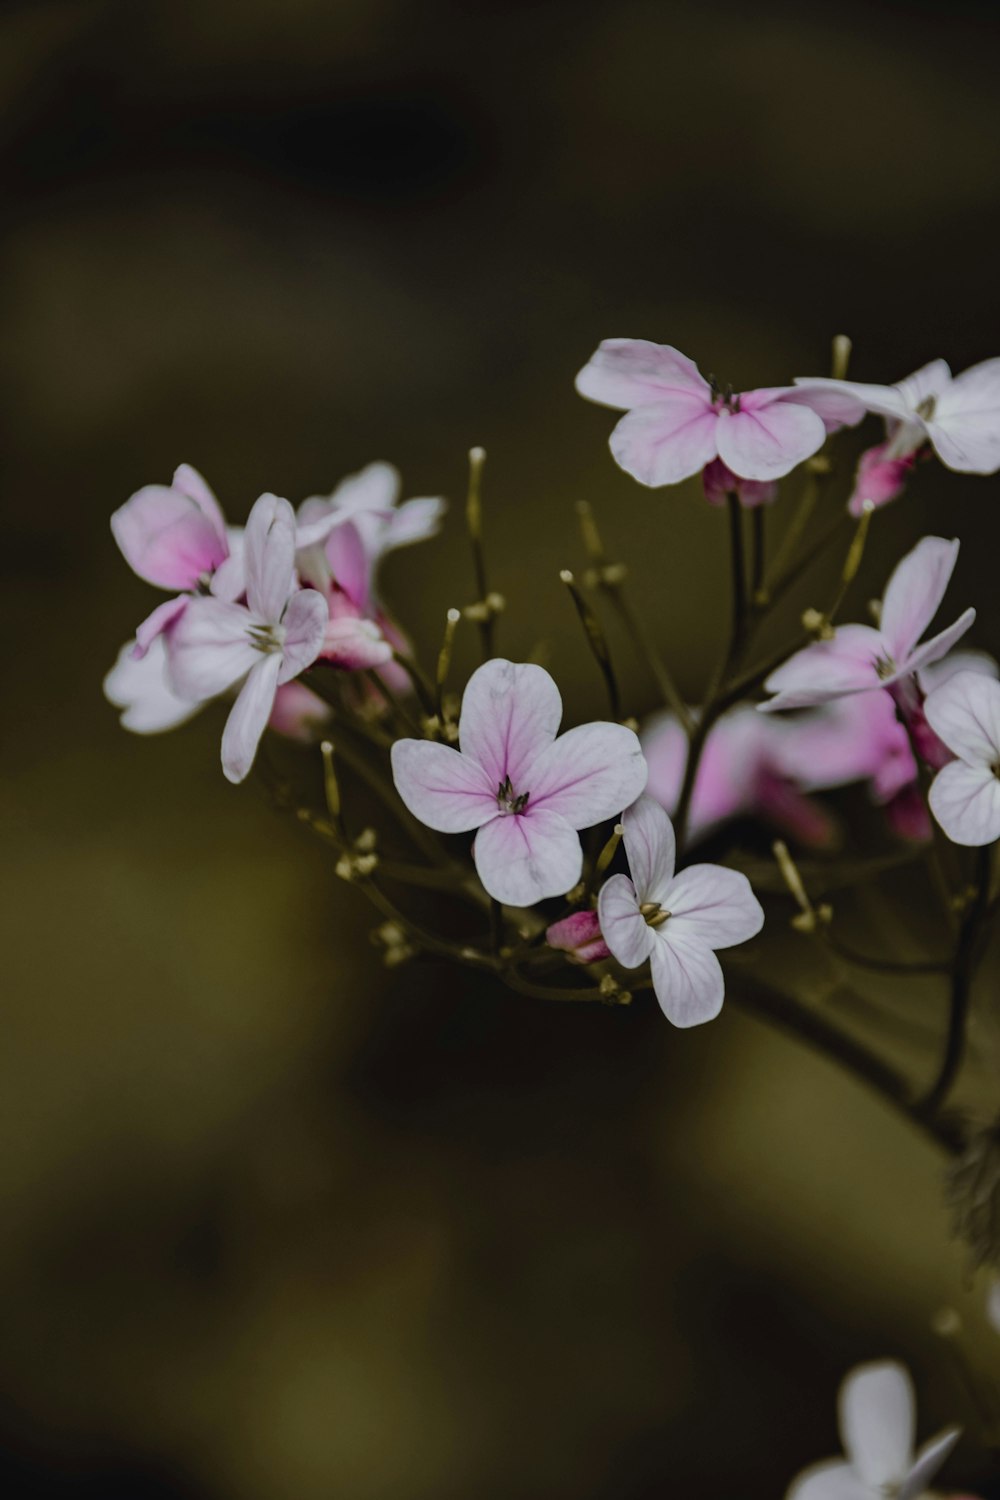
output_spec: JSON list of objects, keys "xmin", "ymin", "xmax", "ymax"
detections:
[{"xmin": 545, "ymin": 909, "xmax": 610, "ymax": 965}]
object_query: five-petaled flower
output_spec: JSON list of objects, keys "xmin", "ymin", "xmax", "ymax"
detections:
[
  {"xmin": 924, "ymin": 670, "xmax": 1000, "ymax": 846},
  {"xmin": 167, "ymin": 493, "xmax": 329, "ymax": 783},
  {"xmin": 761, "ymin": 537, "xmax": 975, "ymax": 713},
  {"xmin": 786, "ymin": 1359, "xmax": 960, "ymax": 1500},
  {"xmin": 575, "ymin": 338, "xmax": 859, "ymax": 488},
  {"xmin": 390, "ymin": 658, "xmax": 648, "ymax": 907},
  {"xmin": 597, "ymin": 797, "xmax": 763, "ymax": 1027}
]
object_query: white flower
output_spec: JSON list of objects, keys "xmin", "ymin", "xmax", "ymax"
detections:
[{"xmin": 924, "ymin": 670, "xmax": 1000, "ymax": 846}]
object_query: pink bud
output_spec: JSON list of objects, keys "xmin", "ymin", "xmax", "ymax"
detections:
[{"xmin": 546, "ymin": 909, "xmax": 611, "ymax": 964}]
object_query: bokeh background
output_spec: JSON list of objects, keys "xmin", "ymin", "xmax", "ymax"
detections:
[{"xmin": 4, "ymin": 0, "xmax": 1000, "ymax": 1494}]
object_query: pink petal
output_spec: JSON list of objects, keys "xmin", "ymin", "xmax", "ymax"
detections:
[
  {"xmin": 278, "ymin": 587, "xmax": 329, "ymax": 684},
  {"xmin": 221, "ymin": 653, "xmax": 282, "ymax": 784},
  {"xmin": 928, "ymin": 762, "xmax": 1000, "ymax": 846},
  {"xmin": 243, "ymin": 493, "xmax": 296, "ymax": 622},
  {"xmin": 762, "ymin": 626, "xmax": 885, "ymax": 711},
  {"xmin": 929, "ymin": 357, "xmax": 1000, "ymax": 473},
  {"xmin": 575, "ymin": 338, "xmax": 709, "ymax": 410},
  {"xmin": 527, "ymin": 722, "xmax": 648, "ymax": 828},
  {"xmin": 458, "ymin": 659, "xmax": 562, "ymax": 793},
  {"xmin": 104, "ymin": 636, "xmax": 202, "ymax": 734},
  {"xmin": 903, "ymin": 608, "xmax": 976, "ymax": 677},
  {"xmin": 715, "ymin": 395, "xmax": 826, "ymax": 481},
  {"xmin": 898, "ymin": 1427, "xmax": 961, "ymax": 1500},
  {"xmin": 839, "ymin": 1361, "xmax": 914, "ymax": 1491},
  {"xmin": 325, "ymin": 519, "xmax": 373, "ymax": 612},
  {"xmin": 879, "ymin": 536, "xmax": 960, "ymax": 662},
  {"xmin": 597, "ymin": 873, "xmax": 654, "ymax": 969},
  {"xmin": 784, "ymin": 383, "xmax": 868, "ymax": 431},
  {"xmin": 472, "ymin": 808, "xmax": 583, "ymax": 906},
  {"xmin": 846, "ymin": 441, "xmax": 915, "ymax": 516},
  {"xmin": 322, "ymin": 616, "xmax": 394, "ymax": 671},
  {"xmin": 702, "ymin": 456, "xmax": 777, "ymax": 508},
  {"xmin": 167, "ymin": 597, "xmax": 258, "ymax": 700},
  {"xmin": 268, "ymin": 681, "xmax": 331, "ymax": 741},
  {"xmin": 923, "ymin": 669, "xmax": 1000, "ymax": 765},
  {"xmin": 111, "ymin": 484, "xmax": 229, "ymax": 590},
  {"xmin": 132, "ymin": 594, "xmax": 189, "ymax": 659},
  {"xmin": 786, "ymin": 1461, "xmax": 870, "ymax": 1500},
  {"xmin": 661, "ymin": 865, "xmax": 763, "ymax": 948},
  {"xmin": 620, "ymin": 796, "xmax": 675, "ymax": 904},
  {"xmin": 545, "ymin": 910, "xmax": 610, "ymax": 965},
  {"xmin": 172, "ymin": 463, "xmax": 228, "ymax": 540},
  {"xmin": 210, "ymin": 532, "xmax": 246, "ymax": 602},
  {"xmin": 390, "ymin": 740, "xmax": 497, "ymax": 833},
  {"xmin": 385, "ymin": 496, "xmax": 447, "ymax": 550},
  {"xmin": 608, "ymin": 397, "xmax": 719, "ymax": 486},
  {"xmin": 649, "ymin": 929, "xmax": 725, "ymax": 1027}
]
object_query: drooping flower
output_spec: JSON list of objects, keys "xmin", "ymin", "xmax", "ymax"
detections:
[
  {"xmin": 104, "ymin": 633, "xmax": 203, "ymax": 735},
  {"xmin": 575, "ymin": 338, "xmax": 861, "ymax": 488},
  {"xmin": 923, "ymin": 670, "xmax": 1000, "ymax": 845},
  {"xmin": 846, "ymin": 439, "xmax": 919, "ymax": 517},
  {"xmin": 786, "ymin": 1360, "xmax": 960, "ymax": 1500},
  {"xmin": 390, "ymin": 659, "xmax": 647, "ymax": 906},
  {"xmin": 110, "ymin": 465, "xmax": 245, "ymax": 657},
  {"xmin": 597, "ymin": 797, "xmax": 763, "ymax": 1027},
  {"xmin": 545, "ymin": 909, "xmax": 611, "ymax": 964},
  {"xmin": 167, "ymin": 493, "xmax": 329, "ymax": 783},
  {"xmin": 761, "ymin": 537, "xmax": 975, "ymax": 713},
  {"xmin": 796, "ymin": 356, "xmax": 1000, "ymax": 476}
]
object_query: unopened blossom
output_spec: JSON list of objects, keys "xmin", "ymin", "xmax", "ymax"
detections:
[
  {"xmin": 104, "ymin": 633, "xmax": 202, "ymax": 735},
  {"xmin": 701, "ymin": 457, "xmax": 777, "ymax": 509},
  {"xmin": 761, "ymin": 537, "xmax": 975, "ymax": 713},
  {"xmin": 924, "ymin": 671, "xmax": 1000, "ymax": 845},
  {"xmin": 597, "ymin": 797, "xmax": 763, "ymax": 1027},
  {"xmin": 391, "ymin": 659, "xmax": 647, "ymax": 907},
  {"xmin": 546, "ymin": 909, "xmax": 611, "ymax": 964},
  {"xmin": 575, "ymin": 338, "xmax": 861, "ymax": 487},
  {"xmin": 786, "ymin": 1360, "xmax": 960, "ymax": 1500},
  {"xmin": 111, "ymin": 464, "xmax": 245, "ymax": 657},
  {"xmin": 796, "ymin": 356, "xmax": 1000, "ymax": 476},
  {"xmin": 168, "ymin": 493, "xmax": 329, "ymax": 783},
  {"xmin": 846, "ymin": 440, "xmax": 918, "ymax": 517}
]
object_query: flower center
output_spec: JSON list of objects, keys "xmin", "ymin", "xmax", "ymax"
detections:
[
  {"xmin": 915, "ymin": 393, "xmax": 937, "ymax": 421},
  {"xmin": 874, "ymin": 652, "xmax": 896, "ymax": 680},
  {"xmin": 640, "ymin": 901, "xmax": 670, "ymax": 928},
  {"xmin": 707, "ymin": 373, "xmax": 741, "ymax": 413},
  {"xmin": 248, "ymin": 622, "xmax": 285, "ymax": 655},
  {"xmin": 496, "ymin": 774, "xmax": 529, "ymax": 815}
]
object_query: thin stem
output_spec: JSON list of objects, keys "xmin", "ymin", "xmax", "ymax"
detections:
[
  {"xmin": 501, "ymin": 968, "xmax": 617, "ymax": 1003},
  {"xmin": 609, "ymin": 588, "xmax": 693, "ymax": 731},
  {"xmin": 392, "ymin": 651, "xmax": 437, "ymax": 718},
  {"xmin": 725, "ymin": 493, "xmax": 749, "ymax": 663},
  {"xmin": 465, "ymin": 446, "xmax": 496, "ymax": 660},
  {"xmin": 918, "ymin": 847, "xmax": 993, "ymax": 1115},
  {"xmin": 560, "ymin": 570, "xmax": 622, "ymax": 720},
  {"xmin": 750, "ymin": 505, "xmax": 766, "ymax": 606}
]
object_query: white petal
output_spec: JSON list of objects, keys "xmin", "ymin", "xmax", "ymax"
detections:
[
  {"xmin": 715, "ymin": 395, "xmax": 826, "ymax": 481},
  {"xmin": 278, "ymin": 588, "xmax": 329, "ymax": 684},
  {"xmin": 928, "ymin": 761, "xmax": 1000, "ymax": 846},
  {"xmin": 167, "ymin": 597, "xmax": 257, "ymax": 700},
  {"xmin": 620, "ymin": 795, "xmax": 676, "ymax": 904},
  {"xmin": 243, "ymin": 493, "xmax": 296, "ymax": 622},
  {"xmin": 923, "ymin": 669, "xmax": 1000, "ymax": 765},
  {"xmin": 104, "ymin": 637, "xmax": 202, "ymax": 734},
  {"xmin": 472, "ymin": 809, "xmax": 583, "ymax": 907},
  {"xmin": 597, "ymin": 873, "xmax": 655, "ymax": 969},
  {"xmin": 903, "ymin": 608, "xmax": 976, "ymax": 677},
  {"xmin": 895, "ymin": 358, "xmax": 953, "ymax": 412},
  {"xmin": 930, "ymin": 357, "xmax": 1000, "ymax": 474},
  {"xmin": 575, "ymin": 338, "xmax": 709, "ymax": 410},
  {"xmin": 649, "ymin": 930, "xmax": 725, "ymax": 1027},
  {"xmin": 458, "ymin": 659, "xmax": 562, "ymax": 793},
  {"xmin": 761, "ymin": 626, "xmax": 884, "ymax": 711},
  {"xmin": 838, "ymin": 1360, "xmax": 915, "ymax": 1490},
  {"xmin": 662, "ymin": 864, "xmax": 764, "ymax": 949},
  {"xmin": 897, "ymin": 1425, "xmax": 961, "ymax": 1500},
  {"xmin": 785, "ymin": 1460, "xmax": 870, "ymax": 1500},
  {"xmin": 221, "ymin": 653, "xmax": 282, "ymax": 783},
  {"xmin": 527, "ymin": 722, "xmax": 648, "ymax": 829},
  {"xmin": 608, "ymin": 397, "xmax": 719, "ymax": 486},
  {"xmin": 390, "ymin": 740, "xmax": 497, "ymax": 833},
  {"xmin": 793, "ymin": 375, "xmax": 915, "ymax": 424},
  {"xmin": 880, "ymin": 536, "xmax": 959, "ymax": 664}
]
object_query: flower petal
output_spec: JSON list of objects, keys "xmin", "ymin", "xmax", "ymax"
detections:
[
  {"xmin": 527, "ymin": 722, "xmax": 648, "ymax": 827},
  {"xmin": 575, "ymin": 338, "xmax": 709, "ymax": 410},
  {"xmin": 761, "ymin": 626, "xmax": 884, "ymax": 711},
  {"xmin": 785, "ymin": 383, "xmax": 868, "ymax": 431},
  {"xmin": 221, "ymin": 653, "xmax": 282, "ymax": 783},
  {"xmin": 458, "ymin": 659, "xmax": 563, "ymax": 792},
  {"xmin": 928, "ymin": 761, "xmax": 1000, "ymax": 846},
  {"xmin": 386, "ymin": 496, "xmax": 447, "ymax": 550},
  {"xmin": 838, "ymin": 1360, "xmax": 915, "ymax": 1490},
  {"xmin": 472, "ymin": 809, "xmax": 582, "ymax": 906},
  {"xmin": 903, "ymin": 608, "xmax": 976, "ymax": 677},
  {"xmin": 895, "ymin": 358, "xmax": 952, "ymax": 412},
  {"xmin": 598, "ymin": 873, "xmax": 655, "ymax": 969},
  {"xmin": 929, "ymin": 357, "xmax": 1000, "ymax": 474},
  {"xmin": 243, "ymin": 493, "xmax": 296, "ymax": 622},
  {"xmin": 390, "ymin": 740, "xmax": 497, "ymax": 833},
  {"xmin": 897, "ymin": 1426, "xmax": 961, "ymax": 1500},
  {"xmin": 649, "ymin": 929, "xmax": 725, "ymax": 1027},
  {"xmin": 792, "ymin": 376, "xmax": 914, "ymax": 424},
  {"xmin": 662, "ymin": 864, "xmax": 764, "ymax": 949},
  {"xmin": 132, "ymin": 594, "xmax": 189, "ymax": 659},
  {"xmin": 111, "ymin": 484, "xmax": 229, "ymax": 590},
  {"xmin": 620, "ymin": 795, "xmax": 676, "ymax": 904},
  {"xmin": 785, "ymin": 1460, "xmax": 870, "ymax": 1500},
  {"xmin": 608, "ymin": 397, "xmax": 719, "ymax": 486},
  {"xmin": 716, "ymin": 395, "xmax": 826, "ymax": 481},
  {"xmin": 923, "ymin": 669, "xmax": 1000, "ymax": 765},
  {"xmin": 326, "ymin": 519, "xmax": 374, "ymax": 612},
  {"xmin": 880, "ymin": 536, "xmax": 960, "ymax": 663},
  {"xmin": 167, "ymin": 597, "xmax": 257, "ymax": 700},
  {"xmin": 172, "ymin": 463, "xmax": 228, "ymax": 539},
  {"xmin": 104, "ymin": 636, "xmax": 202, "ymax": 734},
  {"xmin": 278, "ymin": 587, "xmax": 329, "ymax": 684}
]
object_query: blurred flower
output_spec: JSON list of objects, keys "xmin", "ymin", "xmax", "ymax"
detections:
[
  {"xmin": 267, "ymin": 680, "xmax": 332, "ymax": 742},
  {"xmin": 575, "ymin": 338, "xmax": 859, "ymax": 487},
  {"xmin": 846, "ymin": 439, "xmax": 918, "ymax": 516},
  {"xmin": 391, "ymin": 658, "xmax": 647, "ymax": 906},
  {"xmin": 796, "ymin": 357, "xmax": 1000, "ymax": 475},
  {"xmin": 597, "ymin": 797, "xmax": 763, "ymax": 1026},
  {"xmin": 168, "ymin": 494, "xmax": 328, "ymax": 782},
  {"xmin": 702, "ymin": 456, "xmax": 778, "ymax": 508},
  {"xmin": 786, "ymin": 1360, "xmax": 960, "ymax": 1500},
  {"xmin": 924, "ymin": 670, "xmax": 1000, "ymax": 845},
  {"xmin": 545, "ymin": 909, "xmax": 610, "ymax": 964},
  {"xmin": 103, "ymin": 633, "xmax": 202, "ymax": 734},
  {"xmin": 762, "ymin": 537, "xmax": 975, "ymax": 712}
]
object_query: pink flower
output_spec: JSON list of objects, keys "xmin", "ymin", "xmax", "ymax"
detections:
[
  {"xmin": 167, "ymin": 494, "xmax": 329, "ymax": 783},
  {"xmin": 575, "ymin": 339, "xmax": 860, "ymax": 487},
  {"xmin": 104, "ymin": 633, "xmax": 203, "ymax": 735},
  {"xmin": 110, "ymin": 465, "xmax": 244, "ymax": 657},
  {"xmin": 846, "ymin": 440, "xmax": 918, "ymax": 517},
  {"xmin": 390, "ymin": 659, "xmax": 647, "ymax": 907},
  {"xmin": 546, "ymin": 909, "xmax": 611, "ymax": 964},
  {"xmin": 597, "ymin": 797, "xmax": 763, "ymax": 1027},
  {"xmin": 786, "ymin": 1359, "xmax": 961, "ymax": 1500},
  {"xmin": 795, "ymin": 356, "xmax": 1000, "ymax": 475},
  {"xmin": 761, "ymin": 537, "xmax": 975, "ymax": 713},
  {"xmin": 702, "ymin": 457, "xmax": 778, "ymax": 509},
  {"xmin": 924, "ymin": 671, "xmax": 1000, "ymax": 846}
]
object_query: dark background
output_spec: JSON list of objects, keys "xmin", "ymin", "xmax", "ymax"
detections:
[{"xmin": 4, "ymin": 0, "xmax": 1000, "ymax": 1495}]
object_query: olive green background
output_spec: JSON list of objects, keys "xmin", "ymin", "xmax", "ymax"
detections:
[{"xmin": 3, "ymin": 0, "xmax": 1000, "ymax": 1494}]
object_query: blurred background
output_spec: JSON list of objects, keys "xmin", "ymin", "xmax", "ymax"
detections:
[{"xmin": 4, "ymin": 0, "xmax": 1000, "ymax": 1494}]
